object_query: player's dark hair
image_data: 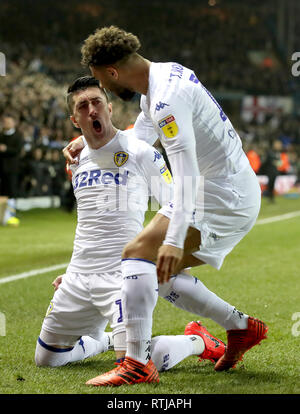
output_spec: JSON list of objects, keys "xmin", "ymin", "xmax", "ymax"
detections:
[
  {"xmin": 66, "ymin": 76, "xmax": 108, "ymax": 113},
  {"xmin": 81, "ymin": 25, "xmax": 141, "ymax": 67}
]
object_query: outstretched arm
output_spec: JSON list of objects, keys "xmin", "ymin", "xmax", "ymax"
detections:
[{"xmin": 157, "ymin": 146, "xmax": 200, "ymax": 283}]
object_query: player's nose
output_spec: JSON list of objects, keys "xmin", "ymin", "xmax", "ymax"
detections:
[{"xmin": 88, "ymin": 104, "xmax": 97, "ymax": 118}]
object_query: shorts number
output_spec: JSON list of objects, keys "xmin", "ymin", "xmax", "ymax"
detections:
[{"xmin": 115, "ymin": 299, "xmax": 123, "ymax": 323}]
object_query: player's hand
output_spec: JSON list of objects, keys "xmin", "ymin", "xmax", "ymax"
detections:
[
  {"xmin": 52, "ymin": 274, "xmax": 64, "ymax": 291},
  {"xmin": 62, "ymin": 136, "xmax": 85, "ymax": 165},
  {"xmin": 156, "ymin": 245, "xmax": 183, "ymax": 284}
]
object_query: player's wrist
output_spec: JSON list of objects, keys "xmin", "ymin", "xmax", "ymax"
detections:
[{"xmin": 162, "ymin": 239, "xmax": 184, "ymax": 249}]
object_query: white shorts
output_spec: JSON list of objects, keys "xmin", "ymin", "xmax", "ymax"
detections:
[
  {"xmin": 159, "ymin": 166, "xmax": 261, "ymax": 270},
  {"xmin": 42, "ymin": 271, "xmax": 124, "ymax": 340}
]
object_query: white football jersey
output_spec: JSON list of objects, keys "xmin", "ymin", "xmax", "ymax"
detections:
[
  {"xmin": 134, "ymin": 62, "xmax": 251, "ymax": 248},
  {"xmin": 138, "ymin": 62, "xmax": 249, "ymax": 175},
  {"xmin": 67, "ymin": 130, "xmax": 173, "ymax": 273}
]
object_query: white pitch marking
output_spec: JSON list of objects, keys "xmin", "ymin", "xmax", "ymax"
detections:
[
  {"xmin": 0, "ymin": 263, "xmax": 68, "ymax": 285},
  {"xmin": 255, "ymin": 210, "xmax": 300, "ymax": 225},
  {"xmin": 1, "ymin": 210, "xmax": 300, "ymax": 285}
]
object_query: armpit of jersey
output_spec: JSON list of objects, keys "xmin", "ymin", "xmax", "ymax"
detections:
[
  {"xmin": 158, "ymin": 114, "xmax": 179, "ymax": 139},
  {"xmin": 136, "ymin": 142, "xmax": 174, "ymax": 208},
  {"xmin": 133, "ymin": 111, "xmax": 158, "ymax": 145}
]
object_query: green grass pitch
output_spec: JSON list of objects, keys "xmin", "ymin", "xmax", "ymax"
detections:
[{"xmin": 0, "ymin": 196, "xmax": 300, "ymax": 395}]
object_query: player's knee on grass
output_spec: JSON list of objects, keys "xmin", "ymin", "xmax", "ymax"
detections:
[
  {"xmin": 35, "ymin": 330, "xmax": 78, "ymax": 367},
  {"xmin": 35, "ymin": 329, "xmax": 116, "ymax": 367},
  {"xmin": 35, "ymin": 341, "xmax": 73, "ymax": 367}
]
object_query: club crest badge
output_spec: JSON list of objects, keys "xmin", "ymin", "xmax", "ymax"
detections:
[
  {"xmin": 46, "ymin": 301, "xmax": 54, "ymax": 317},
  {"xmin": 114, "ymin": 151, "xmax": 129, "ymax": 167}
]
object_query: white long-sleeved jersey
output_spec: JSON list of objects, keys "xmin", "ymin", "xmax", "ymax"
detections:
[
  {"xmin": 67, "ymin": 130, "xmax": 173, "ymax": 273},
  {"xmin": 133, "ymin": 62, "xmax": 250, "ymax": 249}
]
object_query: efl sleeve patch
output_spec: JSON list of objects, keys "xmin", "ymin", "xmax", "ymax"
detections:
[{"xmin": 158, "ymin": 115, "xmax": 178, "ymax": 139}]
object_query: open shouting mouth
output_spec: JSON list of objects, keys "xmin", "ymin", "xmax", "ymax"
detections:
[{"xmin": 93, "ymin": 119, "xmax": 102, "ymax": 133}]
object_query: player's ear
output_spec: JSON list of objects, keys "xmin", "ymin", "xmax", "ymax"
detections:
[
  {"xmin": 106, "ymin": 66, "xmax": 119, "ymax": 80},
  {"xmin": 108, "ymin": 102, "xmax": 113, "ymax": 118},
  {"xmin": 70, "ymin": 115, "xmax": 80, "ymax": 129}
]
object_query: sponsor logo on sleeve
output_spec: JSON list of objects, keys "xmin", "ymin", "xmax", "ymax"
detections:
[
  {"xmin": 155, "ymin": 101, "xmax": 170, "ymax": 112},
  {"xmin": 160, "ymin": 164, "xmax": 173, "ymax": 184},
  {"xmin": 153, "ymin": 150, "xmax": 162, "ymax": 162},
  {"xmin": 158, "ymin": 115, "xmax": 178, "ymax": 139}
]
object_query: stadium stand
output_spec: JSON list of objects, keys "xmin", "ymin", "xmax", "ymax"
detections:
[{"xmin": 0, "ymin": 0, "xmax": 299, "ymax": 205}]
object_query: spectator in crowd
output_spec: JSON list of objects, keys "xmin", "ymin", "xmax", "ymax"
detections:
[
  {"xmin": 0, "ymin": 114, "xmax": 23, "ymax": 197},
  {"xmin": 0, "ymin": 114, "xmax": 23, "ymax": 225},
  {"xmin": 245, "ymin": 143, "xmax": 262, "ymax": 174},
  {"xmin": 277, "ymin": 148, "xmax": 291, "ymax": 175},
  {"xmin": 288, "ymin": 150, "xmax": 300, "ymax": 177},
  {"xmin": 259, "ymin": 140, "xmax": 283, "ymax": 202},
  {"xmin": 287, "ymin": 150, "xmax": 300, "ymax": 190},
  {"xmin": 49, "ymin": 148, "xmax": 68, "ymax": 197},
  {"xmin": 29, "ymin": 146, "xmax": 52, "ymax": 196}
]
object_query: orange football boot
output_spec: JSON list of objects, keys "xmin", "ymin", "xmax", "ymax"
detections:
[
  {"xmin": 214, "ymin": 316, "xmax": 268, "ymax": 371},
  {"xmin": 184, "ymin": 320, "xmax": 226, "ymax": 363},
  {"xmin": 86, "ymin": 356, "xmax": 159, "ymax": 386}
]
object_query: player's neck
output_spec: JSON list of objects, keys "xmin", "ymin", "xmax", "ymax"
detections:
[
  {"xmin": 86, "ymin": 126, "xmax": 118, "ymax": 150},
  {"xmin": 126, "ymin": 55, "xmax": 151, "ymax": 96}
]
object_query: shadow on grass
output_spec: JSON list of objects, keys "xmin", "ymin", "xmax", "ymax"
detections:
[
  {"xmin": 54, "ymin": 355, "xmax": 116, "ymax": 374},
  {"xmin": 161, "ymin": 361, "xmax": 287, "ymax": 385}
]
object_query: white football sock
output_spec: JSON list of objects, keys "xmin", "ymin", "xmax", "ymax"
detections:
[
  {"xmin": 151, "ymin": 334, "xmax": 205, "ymax": 371},
  {"xmin": 121, "ymin": 259, "xmax": 158, "ymax": 365},
  {"xmin": 35, "ymin": 330, "xmax": 112, "ymax": 367},
  {"xmin": 112, "ymin": 330, "xmax": 126, "ymax": 352},
  {"xmin": 159, "ymin": 272, "xmax": 248, "ymax": 330}
]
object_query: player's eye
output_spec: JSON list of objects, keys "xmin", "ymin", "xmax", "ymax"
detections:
[{"xmin": 78, "ymin": 103, "xmax": 88, "ymax": 110}]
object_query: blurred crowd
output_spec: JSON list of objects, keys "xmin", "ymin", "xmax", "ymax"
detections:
[
  {"xmin": 238, "ymin": 115, "xmax": 300, "ymax": 200},
  {"xmin": 1, "ymin": 0, "xmax": 297, "ymax": 94},
  {"xmin": 0, "ymin": 0, "xmax": 299, "ymax": 207},
  {"xmin": 0, "ymin": 62, "xmax": 140, "ymax": 208}
]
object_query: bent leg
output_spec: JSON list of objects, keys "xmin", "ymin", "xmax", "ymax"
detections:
[
  {"xmin": 120, "ymin": 214, "xmax": 205, "ymax": 365},
  {"xmin": 151, "ymin": 334, "xmax": 204, "ymax": 372},
  {"xmin": 123, "ymin": 212, "xmax": 202, "ymax": 263},
  {"xmin": 121, "ymin": 260, "xmax": 158, "ymax": 364},
  {"xmin": 35, "ymin": 329, "xmax": 113, "ymax": 367},
  {"xmin": 158, "ymin": 272, "xmax": 248, "ymax": 330}
]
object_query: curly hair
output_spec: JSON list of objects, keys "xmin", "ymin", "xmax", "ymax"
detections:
[{"xmin": 81, "ymin": 26, "xmax": 141, "ymax": 67}]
